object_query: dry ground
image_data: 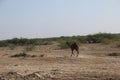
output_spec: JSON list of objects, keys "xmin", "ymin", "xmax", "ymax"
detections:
[{"xmin": 0, "ymin": 43, "xmax": 120, "ymax": 80}]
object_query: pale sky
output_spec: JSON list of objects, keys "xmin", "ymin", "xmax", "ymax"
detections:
[{"xmin": 0, "ymin": 0, "xmax": 120, "ymax": 40}]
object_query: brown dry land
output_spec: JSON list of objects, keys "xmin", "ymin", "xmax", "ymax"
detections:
[{"xmin": 0, "ymin": 43, "xmax": 120, "ymax": 80}]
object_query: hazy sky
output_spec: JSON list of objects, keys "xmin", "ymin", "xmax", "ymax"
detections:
[{"xmin": 0, "ymin": 0, "xmax": 120, "ymax": 40}]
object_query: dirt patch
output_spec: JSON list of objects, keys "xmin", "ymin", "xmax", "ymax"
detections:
[{"xmin": 0, "ymin": 71, "xmax": 120, "ymax": 80}]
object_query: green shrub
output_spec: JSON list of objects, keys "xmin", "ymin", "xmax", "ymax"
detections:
[
  {"xmin": 77, "ymin": 36, "xmax": 87, "ymax": 43},
  {"xmin": 0, "ymin": 38, "xmax": 53, "ymax": 47},
  {"xmin": 0, "ymin": 41, "xmax": 8, "ymax": 47},
  {"xmin": 85, "ymin": 33, "xmax": 118, "ymax": 43},
  {"xmin": 35, "ymin": 40, "xmax": 52, "ymax": 45},
  {"xmin": 86, "ymin": 35, "xmax": 101, "ymax": 43},
  {"xmin": 58, "ymin": 41, "xmax": 69, "ymax": 49},
  {"xmin": 101, "ymin": 38, "xmax": 114, "ymax": 44}
]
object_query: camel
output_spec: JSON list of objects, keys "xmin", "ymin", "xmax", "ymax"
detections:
[{"xmin": 66, "ymin": 42, "xmax": 79, "ymax": 57}]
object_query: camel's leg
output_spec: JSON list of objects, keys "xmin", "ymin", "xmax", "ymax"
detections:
[
  {"xmin": 71, "ymin": 50, "xmax": 74, "ymax": 57},
  {"xmin": 76, "ymin": 50, "xmax": 79, "ymax": 57}
]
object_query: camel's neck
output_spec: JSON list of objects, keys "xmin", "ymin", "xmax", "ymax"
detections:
[{"xmin": 66, "ymin": 42, "xmax": 71, "ymax": 47}]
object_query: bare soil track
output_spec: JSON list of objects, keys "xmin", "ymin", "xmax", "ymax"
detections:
[{"xmin": 0, "ymin": 43, "xmax": 120, "ymax": 80}]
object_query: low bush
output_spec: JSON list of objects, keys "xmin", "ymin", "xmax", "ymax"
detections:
[
  {"xmin": 39, "ymin": 54, "xmax": 45, "ymax": 57},
  {"xmin": 0, "ymin": 38, "xmax": 53, "ymax": 47},
  {"xmin": 0, "ymin": 41, "xmax": 8, "ymax": 47},
  {"xmin": 10, "ymin": 52, "xmax": 29, "ymax": 57},
  {"xmin": 11, "ymin": 52, "xmax": 38, "ymax": 58},
  {"xmin": 107, "ymin": 52, "xmax": 120, "ymax": 56},
  {"xmin": 31, "ymin": 55, "xmax": 37, "ymax": 57},
  {"xmin": 82, "ymin": 33, "xmax": 119, "ymax": 43}
]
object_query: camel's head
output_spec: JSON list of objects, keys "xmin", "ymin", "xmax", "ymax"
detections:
[
  {"xmin": 66, "ymin": 42, "xmax": 70, "ymax": 46},
  {"xmin": 66, "ymin": 42, "xmax": 69, "ymax": 44}
]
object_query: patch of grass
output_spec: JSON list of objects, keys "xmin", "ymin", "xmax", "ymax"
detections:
[
  {"xmin": 101, "ymin": 38, "xmax": 114, "ymax": 44},
  {"xmin": 10, "ymin": 52, "xmax": 29, "ymax": 57},
  {"xmin": 8, "ymin": 44, "xmax": 16, "ymax": 50},
  {"xmin": 107, "ymin": 52, "xmax": 120, "ymax": 56},
  {"xmin": 0, "ymin": 40, "xmax": 8, "ymax": 47},
  {"xmin": 25, "ymin": 45, "xmax": 35, "ymax": 51},
  {"xmin": 116, "ymin": 41, "xmax": 120, "ymax": 48}
]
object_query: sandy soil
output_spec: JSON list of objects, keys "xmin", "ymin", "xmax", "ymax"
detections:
[{"xmin": 0, "ymin": 43, "xmax": 120, "ymax": 80}]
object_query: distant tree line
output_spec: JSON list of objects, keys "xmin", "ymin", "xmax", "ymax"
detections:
[{"xmin": 0, "ymin": 33, "xmax": 120, "ymax": 47}]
